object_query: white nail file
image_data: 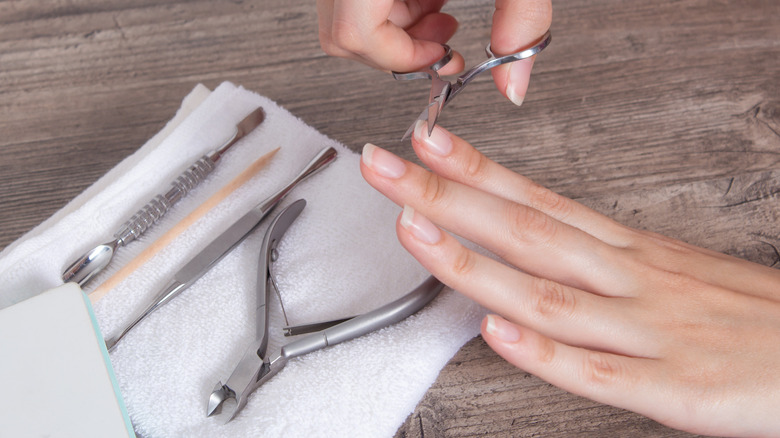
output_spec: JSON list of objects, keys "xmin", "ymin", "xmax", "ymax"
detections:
[{"xmin": 0, "ymin": 283, "xmax": 134, "ymax": 437}]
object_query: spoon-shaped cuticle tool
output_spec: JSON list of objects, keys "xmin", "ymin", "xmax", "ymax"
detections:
[
  {"xmin": 104, "ymin": 146, "xmax": 338, "ymax": 351},
  {"xmin": 61, "ymin": 107, "xmax": 266, "ymax": 287},
  {"xmin": 61, "ymin": 241, "xmax": 119, "ymax": 286}
]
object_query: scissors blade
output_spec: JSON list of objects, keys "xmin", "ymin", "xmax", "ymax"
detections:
[
  {"xmin": 428, "ymin": 81, "xmax": 450, "ymax": 135},
  {"xmin": 401, "ymin": 104, "xmax": 430, "ymax": 141},
  {"xmin": 426, "ymin": 99, "xmax": 442, "ymax": 136},
  {"xmin": 401, "ymin": 81, "xmax": 451, "ymax": 141},
  {"xmin": 426, "ymin": 76, "xmax": 450, "ymax": 131}
]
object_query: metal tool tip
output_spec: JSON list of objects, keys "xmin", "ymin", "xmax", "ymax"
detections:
[
  {"xmin": 225, "ymin": 407, "xmax": 241, "ymax": 424},
  {"xmin": 401, "ymin": 118, "xmax": 420, "ymax": 141},
  {"xmin": 207, "ymin": 381, "xmax": 230, "ymax": 417},
  {"xmin": 237, "ymin": 107, "xmax": 266, "ymax": 135},
  {"xmin": 61, "ymin": 242, "xmax": 117, "ymax": 286}
]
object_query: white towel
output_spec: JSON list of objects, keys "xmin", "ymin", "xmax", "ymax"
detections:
[{"xmin": 0, "ymin": 82, "xmax": 485, "ymax": 437}]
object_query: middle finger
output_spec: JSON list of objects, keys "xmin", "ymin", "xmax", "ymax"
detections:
[{"xmin": 361, "ymin": 143, "xmax": 632, "ymax": 296}]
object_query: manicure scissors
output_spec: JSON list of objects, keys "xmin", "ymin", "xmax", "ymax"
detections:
[
  {"xmin": 393, "ymin": 30, "xmax": 552, "ymax": 140},
  {"xmin": 206, "ymin": 199, "xmax": 444, "ymax": 422}
]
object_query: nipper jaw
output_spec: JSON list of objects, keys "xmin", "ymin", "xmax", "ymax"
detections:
[{"xmin": 206, "ymin": 338, "xmax": 267, "ymax": 421}]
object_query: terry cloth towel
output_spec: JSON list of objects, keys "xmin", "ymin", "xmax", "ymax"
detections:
[{"xmin": 0, "ymin": 82, "xmax": 485, "ymax": 437}]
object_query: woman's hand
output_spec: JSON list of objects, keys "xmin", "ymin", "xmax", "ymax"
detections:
[
  {"xmin": 316, "ymin": 0, "xmax": 551, "ymax": 105},
  {"xmin": 359, "ymin": 122, "xmax": 780, "ymax": 437}
]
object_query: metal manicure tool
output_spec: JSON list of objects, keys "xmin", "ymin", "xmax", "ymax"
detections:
[
  {"xmin": 61, "ymin": 107, "xmax": 267, "ymax": 287},
  {"xmin": 393, "ymin": 30, "xmax": 552, "ymax": 140},
  {"xmin": 104, "ymin": 146, "xmax": 338, "ymax": 351},
  {"xmin": 207, "ymin": 199, "xmax": 444, "ymax": 422}
]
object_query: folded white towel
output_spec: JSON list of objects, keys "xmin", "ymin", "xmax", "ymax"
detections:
[{"xmin": 0, "ymin": 82, "xmax": 485, "ymax": 437}]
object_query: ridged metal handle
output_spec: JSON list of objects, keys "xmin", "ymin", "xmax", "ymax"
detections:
[{"xmin": 113, "ymin": 155, "xmax": 216, "ymax": 245}]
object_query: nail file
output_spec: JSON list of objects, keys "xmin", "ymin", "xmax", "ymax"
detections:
[{"xmin": 0, "ymin": 283, "xmax": 134, "ymax": 437}]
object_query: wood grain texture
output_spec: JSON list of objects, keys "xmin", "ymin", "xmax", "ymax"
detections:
[{"xmin": 1, "ymin": 0, "xmax": 778, "ymax": 436}]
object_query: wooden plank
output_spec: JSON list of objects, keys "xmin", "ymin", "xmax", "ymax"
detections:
[
  {"xmin": 583, "ymin": 169, "xmax": 780, "ymax": 266},
  {"xmin": 0, "ymin": 0, "xmax": 778, "ymax": 435}
]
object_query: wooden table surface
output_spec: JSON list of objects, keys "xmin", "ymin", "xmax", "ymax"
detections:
[{"xmin": 2, "ymin": 0, "xmax": 778, "ymax": 436}]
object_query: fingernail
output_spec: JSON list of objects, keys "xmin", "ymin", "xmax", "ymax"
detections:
[
  {"xmin": 362, "ymin": 143, "xmax": 406, "ymax": 179},
  {"xmin": 506, "ymin": 59, "xmax": 533, "ymax": 107},
  {"xmin": 413, "ymin": 120, "xmax": 453, "ymax": 156},
  {"xmin": 400, "ymin": 205, "xmax": 441, "ymax": 244},
  {"xmin": 485, "ymin": 314, "xmax": 521, "ymax": 343}
]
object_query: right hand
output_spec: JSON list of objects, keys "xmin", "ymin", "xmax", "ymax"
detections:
[
  {"xmin": 316, "ymin": 0, "xmax": 552, "ymax": 104},
  {"xmin": 317, "ymin": 0, "xmax": 464, "ymax": 75}
]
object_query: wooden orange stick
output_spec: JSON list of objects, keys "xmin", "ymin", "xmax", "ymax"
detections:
[{"xmin": 89, "ymin": 147, "xmax": 280, "ymax": 303}]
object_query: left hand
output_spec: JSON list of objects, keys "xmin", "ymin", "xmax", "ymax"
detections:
[{"xmin": 359, "ymin": 121, "xmax": 780, "ymax": 437}]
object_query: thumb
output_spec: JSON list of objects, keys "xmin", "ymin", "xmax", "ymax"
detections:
[{"xmin": 490, "ymin": 0, "xmax": 552, "ymax": 105}]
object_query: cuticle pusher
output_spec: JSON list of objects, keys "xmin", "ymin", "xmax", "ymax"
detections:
[
  {"xmin": 61, "ymin": 107, "xmax": 267, "ymax": 287},
  {"xmin": 104, "ymin": 146, "xmax": 338, "ymax": 351}
]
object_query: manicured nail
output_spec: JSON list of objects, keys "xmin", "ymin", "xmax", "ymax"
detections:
[
  {"xmin": 506, "ymin": 58, "xmax": 534, "ymax": 107},
  {"xmin": 400, "ymin": 205, "xmax": 441, "ymax": 244},
  {"xmin": 362, "ymin": 143, "xmax": 406, "ymax": 179},
  {"xmin": 485, "ymin": 314, "xmax": 521, "ymax": 343},
  {"xmin": 413, "ymin": 120, "xmax": 452, "ymax": 156}
]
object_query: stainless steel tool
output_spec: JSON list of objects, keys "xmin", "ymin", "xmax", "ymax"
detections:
[
  {"xmin": 206, "ymin": 199, "xmax": 444, "ymax": 422},
  {"xmin": 104, "ymin": 146, "xmax": 338, "ymax": 351},
  {"xmin": 393, "ymin": 30, "xmax": 552, "ymax": 140},
  {"xmin": 61, "ymin": 107, "xmax": 267, "ymax": 287}
]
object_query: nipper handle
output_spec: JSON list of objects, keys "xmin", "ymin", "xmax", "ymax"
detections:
[{"xmin": 280, "ymin": 275, "xmax": 444, "ymax": 360}]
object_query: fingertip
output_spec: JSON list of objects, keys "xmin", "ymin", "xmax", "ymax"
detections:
[
  {"xmin": 399, "ymin": 204, "xmax": 442, "ymax": 245},
  {"xmin": 491, "ymin": 57, "xmax": 534, "ymax": 106},
  {"xmin": 483, "ymin": 314, "xmax": 522, "ymax": 344},
  {"xmin": 360, "ymin": 142, "xmax": 406, "ymax": 179},
  {"xmin": 436, "ymin": 51, "xmax": 465, "ymax": 76},
  {"xmin": 361, "ymin": 143, "xmax": 377, "ymax": 168},
  {"xmin": 412, "ymin": 121, "xmax": 453, "ymax": 157}
]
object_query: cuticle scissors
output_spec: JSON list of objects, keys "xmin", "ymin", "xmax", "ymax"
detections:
[{"xmin": 393, "ymin": 29, "xmax": 552, "ymax": 140}]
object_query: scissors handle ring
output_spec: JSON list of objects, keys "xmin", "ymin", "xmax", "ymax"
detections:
[
  {"xmin": 451, "ymin": 30, "xmax": 552, "ymax": 98},
  {"xmin": 392, "ymin": 44, "xmax": 454, "ymax": 81}
]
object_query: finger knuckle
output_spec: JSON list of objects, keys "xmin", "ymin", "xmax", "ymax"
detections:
[
  {"xmin": 507, "ymin": 203, "xmax": 557, "ymax": 246},
  {"xmin": 520, "ymin": 1, "xmax": 553, "ymax": 34},
  {"xmin": 420, "ymin": 172, "xmax": 449, "ymax": 207},
  {"xmin": 451, "ymin": 245, "xmax": 477, "ymax": 278},
  {"xmin": 532, "ymin": 278, "xmax": 575, "ymax": 318},
  {"xmin": 330, "ymin": 19, "xmax": 366, "ymax": 54},
  {"xmin": 526, "ymin": 183, "xmax": 573, "ymax": 221},
  {"xmin": 536, "ymin": 336, "xmax": 556, "ymax": 364},
  {"xmin": 462, "ymin": 149, "xmax": 491, "ymax": 185},
  {"xmin": 583, "ymin": 351, "xmax": 621, "ymax": 385}
]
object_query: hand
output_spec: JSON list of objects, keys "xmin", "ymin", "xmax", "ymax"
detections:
[
  {"xmin": 359, "ymin": 122, "xmax": 780, "ymax": 437},
  {"xmin": 316, "ymin": 0, "xmax": 552, "ymax": 104}
]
